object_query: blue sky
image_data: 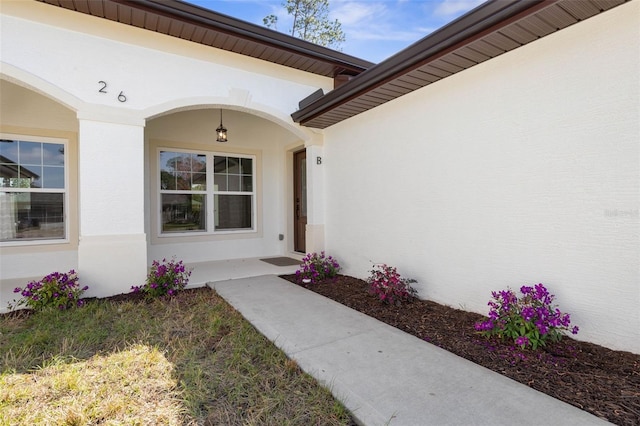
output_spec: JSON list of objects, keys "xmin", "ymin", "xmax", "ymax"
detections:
[{"xmin": 186, "ymin": 0, "xmax": 485, "ymax": 63}]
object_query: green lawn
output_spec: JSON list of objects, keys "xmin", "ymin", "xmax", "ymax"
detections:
[{"xmin": 0, "ymin": 288, "xmax": 351, "ymax": 425}]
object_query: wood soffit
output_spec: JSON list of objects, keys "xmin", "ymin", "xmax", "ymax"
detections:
[
  {"xmin": 35, "ymin": 0, "xmax": 628, "ymax": 129},
  {"xmin": 291, "ymin": 0, "xmax": 629, "ymax": 129},
  {"xmin": 36, "ymin": 0, "xmax": 373, "ymax": 79}
]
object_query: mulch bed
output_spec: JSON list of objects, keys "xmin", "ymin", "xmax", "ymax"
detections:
[
  {"xmin": 5, "ymin": 278, "xmax": 638, "ymax": 425},
  {"xmin": 281, "ymin": 274, "xmax": 640, "ymax": 426}
]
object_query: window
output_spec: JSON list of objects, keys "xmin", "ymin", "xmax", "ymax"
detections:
[
  {"xmin": 159, "ymin": 149, "xmax": 255, "ymax": 235},
  {"xmin": 213, "ymin": 156, "xmax": 253, "ymax": 230},
  {"xmin": 0, "ymin": 137, "xmax": 67, "ymax": 242}
]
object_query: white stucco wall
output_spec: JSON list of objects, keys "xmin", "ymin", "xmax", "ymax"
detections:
[
  {"xmin": 323, "ymin": 2, "xmax": 639, "ymax": 353},
  {"xmin": 0, "ymin": 1, "xmax": 330, "ymax": 123},
  {"xmin": 0, "ymin": 0, "xmax": 324, "ymax": 301}
]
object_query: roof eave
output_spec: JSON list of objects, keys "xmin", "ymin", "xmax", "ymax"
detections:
[
  {"xmin": 291, "ymin": 0, "xmax": 552, "ymax": 125},
  {"xmin": 35, "ymin": 0, "xmax": 374, "ymax": 78},
  {"xmin": 112, "ymin": 0, "xmax": 374, "ymax": 75}
]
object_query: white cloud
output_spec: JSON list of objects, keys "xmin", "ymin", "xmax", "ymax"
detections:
[
  {"xmin": 332, "ymin": 1, "xmax": 425, "ymax": 43},
  {"xmin": 432, "ymin": 0, "xmax": 485, "ymax": 18},
  {"xmin": 331, "ymin": 1, "xmax": 387, "ymax": 25}
]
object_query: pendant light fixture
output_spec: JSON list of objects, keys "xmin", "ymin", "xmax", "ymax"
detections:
[{"xmin": 216, "ymin": 109, "xmax": 228, "ymax": 142}]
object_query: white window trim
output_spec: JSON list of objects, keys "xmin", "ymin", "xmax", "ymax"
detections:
[
  {"xmin": 157, "ymin": 147, "xmax": 257, "ymax": 238},
  {"xmin": 0, "ymin": 133, "xmax": 70, "ymax": 247}
]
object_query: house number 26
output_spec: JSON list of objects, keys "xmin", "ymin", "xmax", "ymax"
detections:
[{"xmin": 98, "ymin": 81, "xmax": 127, "ymax": 102}]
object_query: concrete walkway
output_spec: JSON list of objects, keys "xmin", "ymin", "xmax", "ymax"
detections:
[{"xmin": 211, "ymin": 275, "xmax": 610, "ymax": 426}]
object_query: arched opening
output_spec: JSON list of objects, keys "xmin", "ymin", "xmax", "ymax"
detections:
[
  {"xmin": 144, "ymin": 107, "xmax": 308, "ymax": 266},
  {"xmin": 0, "ymin": 78, "xmax": 80, "ymax": 310}
]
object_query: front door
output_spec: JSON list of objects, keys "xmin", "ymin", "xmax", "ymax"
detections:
[{"xmin": 294, "ymin": 150, "xmax": 307, "ymax": 253}]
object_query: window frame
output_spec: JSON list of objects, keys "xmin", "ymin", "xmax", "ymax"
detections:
[
  {"xmin": 157, "ymin": 147, "xmax": 257, "ymax": 237},
  {"xmin": 0, "ymin": 134, "xmax": 69, "ymax": 246}
]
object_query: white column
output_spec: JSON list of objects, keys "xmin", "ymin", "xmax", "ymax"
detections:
[
  {"xmin": 305, "ymin": 138, "xmax": 325, "ymax": 253},
  {"xmin": 77, "ymin": 114, "xmax": 147, "ymax": 297}
]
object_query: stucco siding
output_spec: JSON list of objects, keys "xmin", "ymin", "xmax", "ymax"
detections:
[
  {"xmin": 323, "ymin": 2, "xmax": 639, "ymax": 353},
  {"xmin": 0, "ymin": 0, "xmax": 319, "ymax": 304},
  {"xmin": 0, "ymin": 1, "xmax": 330, "ymax": 120}
]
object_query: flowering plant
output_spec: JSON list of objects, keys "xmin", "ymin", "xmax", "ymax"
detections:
[
  {"xmin": 474, "ymin": 283, "xmax": 579, "ymax": 350},
  {"xmin": 367, "ymin": 264, "xmax": 417, "ymax": 305},
  {"xmin": 11, "ymin": 270, "xmax": 88, "ymax": 311},
  {"xmin": 132, "ymin": 257, "xmax": 191, "ymax": 299},
  {"xmin": 295, "ymin": 252, "xmax": 341, "ymax": 284}
]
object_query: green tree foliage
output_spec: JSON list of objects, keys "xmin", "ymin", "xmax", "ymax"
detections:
[{"xmin": 264, "ymin": 0, "xmax": 345, "ymax": 49}]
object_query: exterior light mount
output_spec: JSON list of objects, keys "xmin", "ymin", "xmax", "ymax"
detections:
[{"xmin": 216, "ymin": 109, "xmax": 228, "ymax": 142}]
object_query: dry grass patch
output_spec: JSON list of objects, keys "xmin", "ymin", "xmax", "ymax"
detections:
[
  {"xmin": 0, "ymin": 288, "xmax": 353, "ymax": 425},
  {"xmin": 1, "ymin": 345, "xmax": 184, "ymax": 425}
]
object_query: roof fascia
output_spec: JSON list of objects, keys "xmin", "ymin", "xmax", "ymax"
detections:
[
  {"xmin": 111, "ymin": 0, "xmax": 374, "ymax": 75},
  {"xmin": 291, "ymin": 0, "xmax": 553, "ymax": 124}
]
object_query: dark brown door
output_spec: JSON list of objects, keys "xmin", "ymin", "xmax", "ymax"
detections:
[{"xmin": 294, "ymin": 150, "xmax": 307, "ymax": 253}]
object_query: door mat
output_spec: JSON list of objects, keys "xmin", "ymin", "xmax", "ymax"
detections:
[{"xmin": 259, "ymin": 257, "xmax": 301, "ymax": 267}]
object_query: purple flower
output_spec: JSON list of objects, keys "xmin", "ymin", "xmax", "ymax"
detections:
[
  {"xmin": 521, "ymin": 306, "xmax": 535, "ymax": 322},
  {"xmin": 536, "ymin": 321, "xmax": 549, "ymax": 335},
  {"xmin": 515, "ymin": 336, "xmax": 530, "ymax": 347}
]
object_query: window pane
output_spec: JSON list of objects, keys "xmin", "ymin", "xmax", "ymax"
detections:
[
  {"xmin": 160, "ymin": 171, "xmax": 175, "ymax": 190},
  {"xmin": 242, "ymin": 176, "xmax": 253, "ymax": 192},
  {"xmin": 227, "ymin": 175, "xmax": 240, "ymax": 192},
  {"xmin": 0, "ymin": 140, "xmax": 18, "ymax": 187},
  {"xmin": 192, "ymin": 173, "xmax": 206, "ymax": 191},
  {"xmin": 214, "ymin": 156, "xmax": 227, "ymax": 173},
  {"xmin": 0, "ymin": 139, "xmax": 18, "ymax": 163},
  {"xmin": 160, "ymin": 151, "xmax": 177, "ymax": 190},
  {"xmin": 192, "ymin": 154, "xmax": 206, "ymax": 173},
  {"xmin": 1, "ymin": 192, "xmax": 65, "ymax": 241},
  {"xmin": 175, "ymin": 172, "xmax": 191, "ymax": 190},
  {"xmin": 160, "ymin": 151, "xmax": 207, "ymax": 191},
  {"xmin": 43, "ymin": 144, "xmax": 65, "ymax": 166},
  {"xmin": 227, "ymin": 157, "xmax": 240, "ymax": 174},
  {"xmin": 241, "ymin": 158, "xmax": 252, "ymax": 175},
  {"xmin": 215, "ymin": 194, "xmax": 252, "ymax": 230},
  {"xmin": 1, "ymin": 141, "xmax": 65, "ymax": 189},
  {"xmin": 43, "ymin": 166, "xmax": 65, "ymax": 189},
  {"xmin": 19, "ymin": 142, "xmax": 41, "ymax": 166},
  {"xmin": 173, "ymin": 155, "xmax": 191, "ymax": 189},
  {"xmin": 26, "ymin": 165, "xmax": 43, "ymax": 188},
  {"xmin": 0, "ymin": 165, "xmax": 18, "ymax": 188},
  {"xmin": 161, "ymin": 193, "xmax": 205, "ymax": 233},
  {"xmin": 214, "ymin": 173, "xmax": 227, "ymax": 191},
  {"xmin": 213, "ymin": 155, "xmax": 253, "ymax": 194}
]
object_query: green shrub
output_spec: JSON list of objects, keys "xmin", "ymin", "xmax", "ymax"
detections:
[
  {"xmin": 132, "ymin": 257, "xmax": 191, "ymax": 299},
  {"xmin": 367, "ymin": 264, "xmax": 417, "ymax": 305},
  {"xmin": 11, "ymin": 270, "xmax": 88, "ymax": 311}
]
